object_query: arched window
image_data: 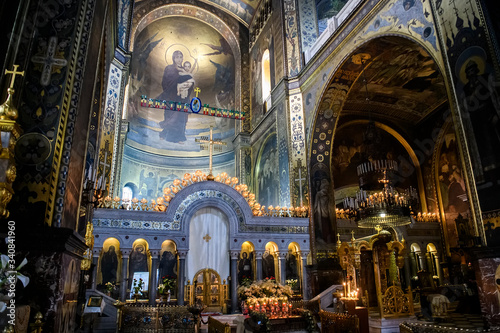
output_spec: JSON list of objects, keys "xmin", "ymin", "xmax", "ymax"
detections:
[
  {"xmin": 262, "ymin": 49, "xmax": 271, "ymax": 103},
  {"xmin": 122, "ymin": 185, "xmax": 133, "ymax": 209}
]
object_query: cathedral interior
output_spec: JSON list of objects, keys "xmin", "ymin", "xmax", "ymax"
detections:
[{"xmin": 0, "ymin": 0, "xmax": 500, "ymax": 332}]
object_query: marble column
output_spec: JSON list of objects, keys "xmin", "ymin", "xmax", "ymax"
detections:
[
  {"xmin": 425, "ymin": 252, "xmax": 434, "ymax": 276},
  {"xmin": 433, "ymin": 252, "xmax": 443, "ymax": 285},
  {"xmin": 149, "ymin": 251, "xmax": 160, "ymax": 305},
  {"xmin": 255, "ymin": 252, "xmax": 263, "ymax": 281},
  {"xmin": 91, "ymin": 254, "xmax": 99, "ymax": 290},
  {"xmin": 119, "ymin": 249, "xmax": 130, "ymax": 301},
  {"xmin": 418, "ymin": 252, "xmax": 427, "ymax": 272},
  {"xmin": 230, "ymin": 251, "xmax": 240, "ymax": 313},
  {"xmin": 409, "ymin": 252, "xmax": 418, "ymax": 276},
  {"xmin": 178, "ymin": 251, "xmax": 187, "ymax": 305},
  {"xmin": 300, "ymin": 251, "xmax": 309, "ymax": 300},
  {"xmin": 278, "ymin": 252, "xmax": 287, "ymax": 285}
]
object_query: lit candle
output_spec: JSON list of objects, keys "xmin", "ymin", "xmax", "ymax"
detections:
[{"xmin": 343, "ymin": 282, "xmax": 346, "ymax": 296}]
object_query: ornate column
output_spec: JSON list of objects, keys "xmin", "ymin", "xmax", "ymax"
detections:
[
  {"xmin": 120, "ymin": 249, "xmax": 130, "ymax": 301},
  {"xmin": 425, "ymin": 252, "xmax": 434, "ymax": 276},
  {"xmin": 149, "ymin": 250, "xmax": 160, "ymax": 305},
  {"xmin": 230, "ymin": 251, "xmax": 240, "ymax": 313},
  {"xmin": 177, "ymin": 251, "xmax": 187, "ymax": 305},
  {"xmin": 300, "ymin": 251, "xmax": 310, "ymax": 300},
  {"xmin": 255, "ymin": 252, "xmax": 263, "ymax": 281},
  {"xmin": 0, "ymin": 65, "xmax": 23, "ymax": 218},
  {"xmin": 278, "ymin": 252, "xmax": 287, "ymax": 285}
]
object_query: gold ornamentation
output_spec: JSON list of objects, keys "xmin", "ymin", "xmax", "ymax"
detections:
[{"xmin": 195, "ymin": 126, "xmax": 226, "ymax": 180}]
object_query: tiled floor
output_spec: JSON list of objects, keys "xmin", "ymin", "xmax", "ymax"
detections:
[{"xmin": 408, "ymin": 312, "xmax": 490, "ymax": 331}]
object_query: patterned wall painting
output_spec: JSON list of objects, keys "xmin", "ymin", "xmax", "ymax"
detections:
[
  {"xmin": 134, "ymin": 0, "xmax": 258, "ymax": 25},
  {"xmin": 117, "ymin": 0, "xmax": 131, "ymax": 49},
  {"xmin": 256, "ymin": 133, "xmax": 279, "ymax": 207},
  {"xmin": 208, "ymin": 0, "xmax": 257, "ymax": 24},
  {"xmin": 437, "ymin": 130, "xmax": 469, "ymax": 248},
  {"xmin": 127, "ymin": 17, "xmax": 236, "ymax": 157},
  {"xmin": 433, "ymin": 0, "xmax": 500, "ymax": 214}
]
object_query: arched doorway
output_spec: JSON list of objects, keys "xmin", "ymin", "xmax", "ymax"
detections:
[{"xmin": 193, "ymin": 268, "xmax": 223, "ymax": 307}]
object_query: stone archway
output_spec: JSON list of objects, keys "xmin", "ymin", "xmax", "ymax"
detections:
[{"xmin": 309, "ymin": 35, "xmax": 449, "ymax": 255}]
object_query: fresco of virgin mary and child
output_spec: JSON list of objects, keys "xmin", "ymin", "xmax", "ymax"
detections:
[{"xmin": 127, "ymin": 17, "xmax": 237, "ymax": 156}]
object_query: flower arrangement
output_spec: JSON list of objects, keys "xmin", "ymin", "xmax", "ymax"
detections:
[
  {"xmin": 240, "ymin": 275, "xmax": 253, "ymax": 287},
  {"xmin": 237, "ymin": 278, "xmax": 293, "ymax": 307},
  {"xmin": 132, "ymin": 278, "xmax": 144, "ymax": 295},
  {"xmin": 158, "ymin": 275, "xmax": 176, "ymax": 294},
  {"xmin": 105, "ymin": 282, "xmax": 115, "ymax": 293},
  {"xmin": 285, "ymin": 279, "xmax": 298, "ymax": 290},
  {"xmin": 0, "ymin": 254, "xmax": 30, "ymax": 312}
]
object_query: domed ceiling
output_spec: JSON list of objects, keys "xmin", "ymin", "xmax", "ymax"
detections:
[{"xmin": 134, "ymin": 0, "xmax": 259, "ymax": 26}]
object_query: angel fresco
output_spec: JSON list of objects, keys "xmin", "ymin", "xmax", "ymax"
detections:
[{"xmin": 139, "ymin": 170, "xmax": 157, "ymax": 199}]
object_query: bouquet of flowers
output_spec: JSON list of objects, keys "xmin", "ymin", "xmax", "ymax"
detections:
[
  {"xmin": 241, "ymin": 276, "xmax": 253, "ymax": 287},
  {"xmin": 158, "ymin": 275, "xmax": 176, "ymax": 294},
  {"xmin": 105, "ymin": 282, "xmax": 115, "ymax": 293},
  {"xmin": 285, "ymin": 279, "xmax": 298, "ymax": 290},
  {"xmin": 132, "ymin": 278, "xmax": 144, "ymax": 295},
  {"xmin": 237, "ymin": 278, "xmax": 293, "ymax": 306}
]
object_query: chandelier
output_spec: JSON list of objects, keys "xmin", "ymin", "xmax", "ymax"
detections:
[{"xmin": 343, "ymin": 160, "xmax": 418, "ymax": 228}]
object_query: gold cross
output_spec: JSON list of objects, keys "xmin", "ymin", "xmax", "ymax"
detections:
[
  {"xmin": 375, "ymin": 225, "xmax": 382, "ymax": 234},
  {"xmin": 351, "ymin": 230, "xmax": 355, "ymax": 241},
  {"xmin": 4, "ymin": 65, "xmax": 24, "ymax": 89},
  {"xmin": 195, "ymin": 126, "xmax": 226, "ymax": 180},
  {"xmin": 194, "ymin": 87, "xmax": 201, "ymax": 97},
  {"xmin": 203, "ymin": 234, "xmax": 211, "ymax": 242}
]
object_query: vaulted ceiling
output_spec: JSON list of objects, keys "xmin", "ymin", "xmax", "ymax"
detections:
[{"xmin": 342, "ymin": 37, "xmax": 448, "ymax": 127}]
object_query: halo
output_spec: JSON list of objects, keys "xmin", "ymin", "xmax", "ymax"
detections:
[
  {"xmin": 455, "ymin": 46, "xmax": 487, "ymax": 85},
  {"xmin": 165, "ymin": 43, "xmax": 194, "ymax": 66}
]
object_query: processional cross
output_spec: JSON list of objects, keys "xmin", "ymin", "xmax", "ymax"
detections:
[
  {"xmin": 4, "ymin": 65, "xmax": 24, "ymax": 89},
  {"xmin": 195, "ymin": 126, "xmax": 226, "ymax": 180}
]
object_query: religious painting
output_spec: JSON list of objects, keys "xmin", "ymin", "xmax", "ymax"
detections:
[
  {"xmin": 209, "ymin": 0, "xmax": 257, "ymax": 24},
  {"xmin": 238, "ymin": 242, "xmax": 254, "ymax": 283},
  {"xmin": 436, "ymin": 0, "xmax": 500, "ymax": 215},
  {"xmin": 100, "ymin": 238, "xmax": 120, "ymax": 286},
  {"xmin": 263, "ymin": 243, "xmax": 277, "ymax": 279},
  {"xmin": 256, "ymin": 133, "xmax": 279, "ymax": 207},
  {"xmin": 437, "ymin": 132, "xmax": 469, "ymax": 248},
  {"xmin": 285, "ymin": 249, "xmax": 298, "ymax": 280},
  {"xmin": 127, "ymin": 16, "xmax": 236, "ymax": 157},
  {"xmin": 128, "ymin": 239, "xmax": 149, "ymax": 289},
  {"xmin": 159, "ymin": 241, "xmax": 178, "ymax": 280}
]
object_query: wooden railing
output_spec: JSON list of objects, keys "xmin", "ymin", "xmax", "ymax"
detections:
[{"xmin": 116, "ymin": 304, "xmax": 195, "ymax": 332}]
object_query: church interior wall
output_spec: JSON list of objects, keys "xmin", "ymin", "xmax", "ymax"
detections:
[{"xmin": 3, "ymin": 0, "xmax": 500, "ymax": 330}]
